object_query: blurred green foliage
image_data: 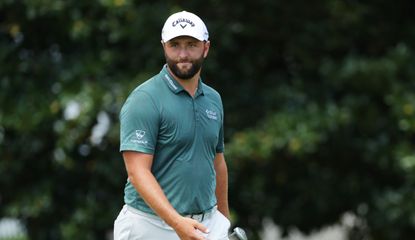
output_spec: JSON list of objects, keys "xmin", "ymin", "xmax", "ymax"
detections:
[
  {"xmin": 0, "ymin": 237, "xmax": 27, "ymax": 240},
  {"xmin": 1, "ymin": 0, "xmax": 415, "ymax": 239}
]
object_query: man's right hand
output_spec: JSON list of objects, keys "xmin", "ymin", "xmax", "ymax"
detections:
[{"xmin": 172, "ymin": 216, "xmax": 210, "ymax": 240}]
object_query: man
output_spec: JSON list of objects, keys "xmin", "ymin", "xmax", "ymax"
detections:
[{"xmin": 114, "ymin": 11, "xmax": 230, "ymax": 240}]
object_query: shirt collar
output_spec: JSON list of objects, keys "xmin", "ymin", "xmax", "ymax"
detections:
[{"xmin": 161, "ymin": 64, "xmax": 205, "ymax": 96}]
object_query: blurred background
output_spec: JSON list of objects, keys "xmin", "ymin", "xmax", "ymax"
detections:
[{"xmin": 1, "ymin": 0, "xmax": 415, "ymax": 239}]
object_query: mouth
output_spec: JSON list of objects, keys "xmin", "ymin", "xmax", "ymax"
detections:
[{"xmin": 177, "ymin": 62, "xmax": 192, "ymax": 69}]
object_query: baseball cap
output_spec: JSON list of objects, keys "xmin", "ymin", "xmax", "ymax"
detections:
[{"xmin": 161, "ymin": 11, "xmax": 209, "ymax": 42}]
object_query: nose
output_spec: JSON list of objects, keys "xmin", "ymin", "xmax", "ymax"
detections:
[{"xmin": 178, "ymin": 47, "xmax": 190, "ymax": 59}]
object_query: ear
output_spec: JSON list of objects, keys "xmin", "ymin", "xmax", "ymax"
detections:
[
  {"xmin": 203, "ymin": 41, "xmax": 210, "ymax": 58},
  {"xmin": 161, "ymin": 40, "xmax": 166, "ymax": 50}
]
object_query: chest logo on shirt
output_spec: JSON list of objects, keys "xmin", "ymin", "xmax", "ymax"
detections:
[
  {"xmin": 131, "ymin": 130, "xmax": 148, "ymax": 144},
  {"xmin": 205, "ymin": 109, "xmax": 218, "ymax": 120}
]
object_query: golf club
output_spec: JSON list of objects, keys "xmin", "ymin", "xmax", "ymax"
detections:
[{"xmin": 228, "ymin": 227, "xmax": 248, "ymax": 240}]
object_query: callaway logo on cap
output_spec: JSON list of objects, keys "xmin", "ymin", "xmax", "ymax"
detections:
[{"xmin": 161, "ymin": 11, "xmax": 209, "ymax": 42}]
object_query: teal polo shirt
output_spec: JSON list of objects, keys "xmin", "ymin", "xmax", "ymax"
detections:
[{"xmin": 119, "ymin": 65, "xmax": 224, "ymax": 215}]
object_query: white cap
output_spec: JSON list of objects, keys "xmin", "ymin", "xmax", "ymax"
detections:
[{"xmin": 161, "ymin": 11, "xmax": 209, "ymax": 42}]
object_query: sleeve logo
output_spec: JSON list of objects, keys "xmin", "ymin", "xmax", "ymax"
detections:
[
  {"xmin": 135, "ymin": 130, "xmax": 146, "ymax": 139},
  {"xmin": 131, "ymin": 130, "xmax": 148, "ymax": 144}
]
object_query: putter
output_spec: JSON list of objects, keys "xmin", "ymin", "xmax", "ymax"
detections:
[{"xmin": 228, "ymin": 227, "xmax": 248, "ymax": 240}]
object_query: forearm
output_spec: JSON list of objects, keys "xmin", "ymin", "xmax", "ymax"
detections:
[
  {"xmin": 129, "ymin": 167, "xmax": 182, "ymax": 227},
  {"xmin": 123, "ymin": 152, "xmax": 181, "ymax": 228},
  {"xmin": 123, "ymin": 151, "xmax": 209, "ymax": 239},
  {"xmin": 215, "ymin": 153, "xmax": 230, "ymax": 218}
]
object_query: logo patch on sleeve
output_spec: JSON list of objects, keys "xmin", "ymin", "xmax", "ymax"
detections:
[{"xmin": 131, "ymin": 130, "xmax": 148, "ymax": 144}]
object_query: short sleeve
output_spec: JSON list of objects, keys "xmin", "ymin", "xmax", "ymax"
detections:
[
  {"xmin": 215, "ymin": 103, "xmax": 225, "ymax": 153},
  {"xmin": 119, "ymin": 90, "xmax": 159, "ymax": 154},
  {"xmin": 216, "ymin": 124, "xmax": 224, "ymax": 153}
]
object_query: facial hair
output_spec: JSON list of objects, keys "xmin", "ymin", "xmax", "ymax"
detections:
[{"xmin": 165, "ymin": 53, "xmax": 205, "ymax": 80}]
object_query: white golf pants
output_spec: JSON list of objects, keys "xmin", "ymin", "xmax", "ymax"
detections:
[{"xmin": 114, "ymin": 205, "xmax": 230, "ymax": 240}]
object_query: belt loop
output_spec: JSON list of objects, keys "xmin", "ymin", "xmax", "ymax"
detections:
[{"xmin": 201, "ymin": 213, "xmax": 205, "ymax": 221}]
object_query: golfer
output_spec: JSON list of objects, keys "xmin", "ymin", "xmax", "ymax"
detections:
[{"xmin": 114, "ymin": 11, "xmax": 231, "ymax": 240}]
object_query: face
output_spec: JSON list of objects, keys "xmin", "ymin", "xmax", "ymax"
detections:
[{"xmin": 163, "ymin": 36, "xmax": 210, "ymax": 80}]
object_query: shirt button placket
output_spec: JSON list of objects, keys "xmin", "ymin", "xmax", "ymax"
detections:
[{"xmin": 194, "ymin": 100, "xmax": 200, "ymax": 122}]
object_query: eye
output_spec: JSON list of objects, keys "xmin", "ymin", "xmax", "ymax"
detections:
[
  {"xmin": 169, "ymin": 43, "xmax": 178, "ymax": 48},
  {"xmin": 189, "ymin": 42, "xmax": 197, "ymax": 48}
]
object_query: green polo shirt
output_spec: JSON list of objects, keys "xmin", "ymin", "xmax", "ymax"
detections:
[{"xmin": 119, "ymin": 65, "xmax": 224, "ymax": 215}]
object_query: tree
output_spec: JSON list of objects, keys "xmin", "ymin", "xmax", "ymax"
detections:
[{"xmin": 1, "ymin": 0, "xmax": 415, "ymax": 239}]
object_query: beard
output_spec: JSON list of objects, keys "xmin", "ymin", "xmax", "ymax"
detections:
[{"xmin": 165, "ymin": 53, "xmax": 205, "ymax": 80}]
